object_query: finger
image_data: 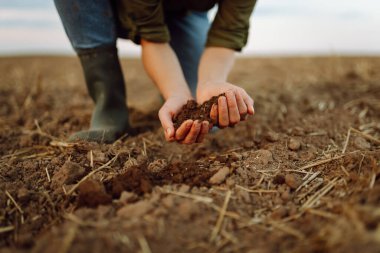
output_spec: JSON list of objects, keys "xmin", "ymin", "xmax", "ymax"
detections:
[
  {"xmin": 226, "ymin": 90, "xmax": 240, "ymax": 126},
  {"xmin": 196, "ymin": 121, "xmax": 209, "ymax": 143},
  {"xmin": 181, "ymin": 121, "xmax": 202, "ymax": 144},
  {"xmin": 242, "ymin": 90, "xmax": 255, "ymax": 115},
  {"xmin": 210, "ymin": 104, "xmax": 218, "ymax": 125},
  {"xmin": 218, "ymin": 96, "xmax": 229, "ymax": 128},
  {"xmin": 158, "ymin": 107, "xmax": 175, "ymax": 141},
  {"xmin": 175, "ymin": 120, "xmax": 193, "ymax": 141},
  {"xmin": 235, "ymin": 91, "xmax": 248, "ymax": 118}
]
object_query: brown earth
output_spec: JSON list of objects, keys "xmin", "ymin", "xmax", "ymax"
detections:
[
  {"xmin": 173, "ymin": 94, "xmax": 223, "ymax": 129},
  {"xmin": 0, "ymin": 56, "xmax": 380, "ymax": 253}
]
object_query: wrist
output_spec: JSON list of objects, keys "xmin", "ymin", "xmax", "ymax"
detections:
[{"xmin": 166, "ymin": 87, "xmax": 193, "ymax": 101}]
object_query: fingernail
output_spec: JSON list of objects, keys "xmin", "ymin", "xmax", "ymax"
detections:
[
  {"xmin": 251, "ymin": 106, "xmax": 255, "ymax": 114},
  {"xmin": 166, "ymin": 128, "xmax": 172, "ymax": 137}
]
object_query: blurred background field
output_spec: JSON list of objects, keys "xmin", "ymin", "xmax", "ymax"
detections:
[{"xmin": 1, "ymin": 0, "xmax": 380, "ymax": 56}]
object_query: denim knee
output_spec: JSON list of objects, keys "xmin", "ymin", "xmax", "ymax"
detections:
[{"xmin": 54, "ymin": 0, "xmax": 117, "ymax": 52}]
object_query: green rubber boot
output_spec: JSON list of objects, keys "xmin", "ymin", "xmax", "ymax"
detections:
[{"xmin": 69, "ymin": 47, "xmax": 130, "ymax": 143}]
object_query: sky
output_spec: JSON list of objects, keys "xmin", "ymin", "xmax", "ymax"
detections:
[{"xmin": 0, "ymin": 0, "xmax": 379, "ymax": 56}]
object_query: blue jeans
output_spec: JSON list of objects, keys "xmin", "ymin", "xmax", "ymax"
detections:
[{"xmin": 54, "ymin": 0, "xmax": 210, "ymax": 94}]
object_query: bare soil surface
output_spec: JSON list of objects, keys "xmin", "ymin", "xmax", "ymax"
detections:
[{"xmin": 0, "ymin": 56, "xmax": 380, "ymax": 253}]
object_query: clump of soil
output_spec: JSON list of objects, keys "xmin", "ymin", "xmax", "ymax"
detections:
[
  {"xmin": 77, "ymin": 179, "xmax": 112, "ymax": 208},
  {"xmin": 109, "ymin": 162, "xmax": 216, "ymax": 197},
  {"xmin": 173, "ymin": 94, "xmax": 224, "ymax": 129}
]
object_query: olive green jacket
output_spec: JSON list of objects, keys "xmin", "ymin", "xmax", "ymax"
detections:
[{"xmin": 116, "ymin": 0, "xmax": 257, "ymax": 51}]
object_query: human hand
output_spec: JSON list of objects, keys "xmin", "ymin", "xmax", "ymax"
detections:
[
  {"xmin": 197, "ymin": 81, "xmax": 254, "ymax": 128},
  {"xmin": 158, "ymin": 95, "xmax": 210, "ymax": 144}
]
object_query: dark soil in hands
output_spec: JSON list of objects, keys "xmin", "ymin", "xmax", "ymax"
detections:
[{"xmin": 173, "ymin": 94, "xmax": 224, "ymax": 129}]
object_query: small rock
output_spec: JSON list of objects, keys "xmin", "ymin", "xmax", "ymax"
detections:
[
  {"xmin": 255, "ymin": 149, "xmax": 273, "ymax": 165},
  {"xmin": 117, "ymin": 200, "xmax": 153, "ymax": 218},
  {"xmin": 265, "ymin": 131, "xmax": 279, "ymax": 142},
  {"xmin": 178, "ymin": 184, "xmax": 190, "ymax": 193},
  {"xmin": 288, "ymin": 138, "xmax": 301, "ymax": 151},
  {"xmin": 52, "ymin": 161, "xmax": 86, "ymax": 187},
  {"xmin": 77, "ymin": 179, "xmax": 112, "ymax": 208},
  {"xmin": 273, "ymin": 174, "xmax": 285, "ymax": 185},
  {"xmin": 119, "ymin": 191, "xmax": 138, "ymax": 203},
  {"xmin": 285, "ymin": 174, "xmax": 302, "ymax": 190},
  {"xmin": 353, "ymin": 136, "xmax": 371, "ymax": 150},
  {"xmin": 209, "ymin": 167, "xmax": 230, "ymax": 185}
]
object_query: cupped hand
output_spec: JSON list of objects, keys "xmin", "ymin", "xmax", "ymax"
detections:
[
  {"xmin": 197, "ymin": 81, "xmax": 255, "ymax": 128},
  {"xmin": 158, "ymin": 95, "xmax": 210, "ymax": 144}
]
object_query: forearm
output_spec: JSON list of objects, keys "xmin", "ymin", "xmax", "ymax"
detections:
[
  {"xmin": 141, "ymin": 39, "xmax": 191, "ymax": 100},
  {"xmin": 198, "ymin": 47, "xmax": 235, "ymax": 86},
  {"xmin": 196, "ymin": 47, "xmax": 254, "ymax": 125}
]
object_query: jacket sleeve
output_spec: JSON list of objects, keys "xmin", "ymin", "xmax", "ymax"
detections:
[
  {"xmin": 117, "ymin": 0, "xmax": 170, "ymax": 43},
  {"xmin": 206, "ymin": 0, "xmax": 257, "ymax": 51}
]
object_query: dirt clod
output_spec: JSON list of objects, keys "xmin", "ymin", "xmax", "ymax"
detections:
[
  {"xmin": 285, "ymin": 174, "xmax": 302, "ymax": 190},
  {"xmin": 77, "ymin": 179, "xmax": 112, "ymax": 208},
  {"xmin": 209, "ymin": 166, "xmax": 230, "ymax": 185},
  {"xmin": 265, "ymin": 131, "xmax": 280, "ymax": 142},
  {"xmin": 110, "ymin": 162, "xmax": 215, "ymax": 197},
  {"xmin": 173, "ymin": 94, "xmax": 224, "ymax": 129},
  {"xmin": 288, "ymin": 138, "xmax": 302, "ymax": 151},
  {"xmin": 119, "ymin": 191, "xmax": 139, "ymax": 203},
  {"xmin": 253, "ymin": 149, "xmax": 273, "ymax": 166},
  {"xmin": 117, "ymin": 200, "xmax": 153, "ymax": 218},
  {"xmin": 51, "ymin": 161, "xmax": 86, "ymax": 187}
]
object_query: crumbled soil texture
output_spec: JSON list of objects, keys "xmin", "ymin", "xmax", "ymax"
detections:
[
  {"xmin": 173, "ymin": 94, "xmax": 223, "ymax": 129},
  {"xmin": 109, "ymin": 162, "xmax": 216, "ymax": 197},
  {"xmin": 1, "ymin": 56, "xmax": 380, "ymax": 253}
]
